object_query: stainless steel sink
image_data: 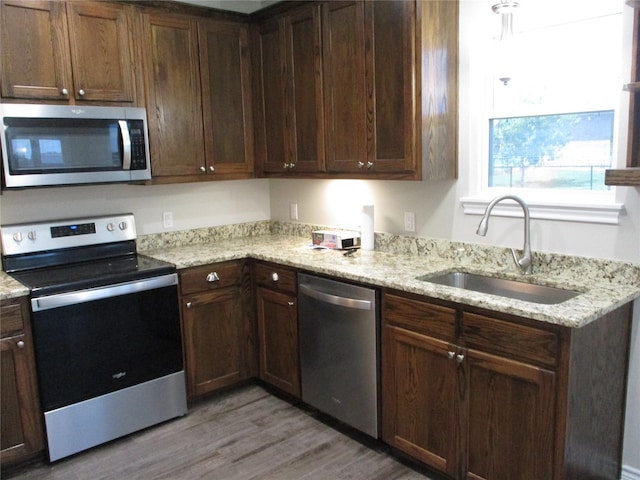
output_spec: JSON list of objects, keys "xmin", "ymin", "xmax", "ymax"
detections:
[{"xmin": 416, "ymin": 271, "xmax": 580, "ymax": 305}]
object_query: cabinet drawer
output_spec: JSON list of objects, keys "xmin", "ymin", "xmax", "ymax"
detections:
[
  {"xmin": 180, "ymin": 261, "xmax": 244, "ymax": 295},
  {"xmin": 462, "ymin": 312, "xmax": 559, "ymax": 368},
  {"xmin": 0, "ymin": 300, "xmax": 25, "ymax": 337},
  {"xmin": 383, "ymin": 293, "xmax": 456, "ymax": 341},
  {"xmin": 253, "ymin": 262, "xmax": 296, "ymax": 294}
]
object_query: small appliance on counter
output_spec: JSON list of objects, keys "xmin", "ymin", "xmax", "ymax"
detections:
[{"xmin": 312, "ymin": 230, "xmax": 361, "ymax": 250}]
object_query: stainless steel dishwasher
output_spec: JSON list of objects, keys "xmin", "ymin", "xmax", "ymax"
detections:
[{"xmin": 298, "ymin": 273, "xmax": 379, "ymax": 438}]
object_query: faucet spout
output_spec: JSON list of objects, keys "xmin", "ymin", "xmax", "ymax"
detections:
[{"xmin": 476, "ymin": 195, "xmax": 532, "ymax": 275}]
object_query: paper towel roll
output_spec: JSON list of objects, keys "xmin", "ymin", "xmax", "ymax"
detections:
[{"xmin": 361, "ymin": 205, "xmax": 374, "ymax": 250}]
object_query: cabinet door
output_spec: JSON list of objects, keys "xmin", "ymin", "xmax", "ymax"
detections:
[
  {"xmin": 254, "ymin": 18, "xmax": 288, "ymax": 175},
  {"xmin": 66, "ymin": 1, "xmax": 135, "ymax": 103},
  {"xmin": 198, "ymin": 19, "xmax": 254, "ymax": 178},
  {"xmin": 0, "ymin": 300, "xmax": 44, "ymax": 466},
  {"xmin": 139, "ymin": 10, "xmax": 205, "ymax": 177},
  {"xmin": 322, "ymin": 1, "xmax": 367, "ymax": 174},
  {"xmin": 182, "ymin": 287, "xmax": 247, "ymax": 398},
  {"xmin": 367, "ymin": 0, "xmax": 416, "ymax": 174},
  {"xmin": 283, "ymin": 4, "xmax": 325, "ymax": 173},
  {"xmin": 0, "ymin": 0, "xmax": 72, "ymax": 100},
  {"xmin": 255, "ymin": 287, "xmax": 300, "ymax": 397},
  {"xmin": 382, "ymin": 325, "xmax": 458, "ymax": 478},
  {"xmin": 463, "ymin": 348, "xmax": 556, "ymax": 480}
]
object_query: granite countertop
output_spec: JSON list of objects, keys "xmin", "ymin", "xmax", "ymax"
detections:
[
  {"xmin": 142, "ymin": 233, "xmax": 640, "ymax": 329},
  {"xmin": 2, "ymin": 223, "xmax": 639, "ymax": 328}
]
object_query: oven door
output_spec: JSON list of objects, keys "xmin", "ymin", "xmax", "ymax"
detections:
[{"xmin": 30, "ymin": 274, "xmax": 183, "ymax": 412}]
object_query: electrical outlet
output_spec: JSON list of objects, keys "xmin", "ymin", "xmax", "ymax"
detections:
[
  {"xmin": 163, "ymin": 211, "xmax": 173, "ymax": 229},
  {"xmin": 404, "ymin": 212, "xmax": 416, "ymax": 232},
  {"xmin": 290, "ymin": 203, "xmax": 299, "ymax": 220}
]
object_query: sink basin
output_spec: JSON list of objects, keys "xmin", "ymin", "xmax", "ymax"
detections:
[{"xmin": 416, "ymin": 271, "xmax": 580, "ymax": 305}]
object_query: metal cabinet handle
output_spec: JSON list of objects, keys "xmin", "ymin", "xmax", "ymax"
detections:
[
  {"xmin": 186, "ymin": 302, "xmax": 193, "ymax": 309},
  {"xmin": 61, "ymin": 88, "xmax": 69, "ymax": 95},
  {"xmin": 78, "ymin": 89, "xmax": 85, "ymax": 96},
  {"xmin": 357, "ymin": 161, "xmax": 365, "ymax": 168},
  {"xmin": 447, "ymin": 351, "xmax": 455, "ymax": 359},
  {"xmin": 200, "ymin": 166, "xmax": 206, "ymax": 172},
  {"xmin": 209, "ymin": 165, "xmax": 215, "ymax": 172},
  {"xmin": 17, "ymin": 340, "xmax": 25, "ymax": 349},
  {"xmin": 366, "ymin": 161, "xmax": 373, "ymax": 169},
  {"xmin": 456, "ymin": 354, "xmax": 465, "ymax": 364},
  {"xmin": 288, "ymin": 301, "xmax": 295, "ymax": 306},
  {"xmin": 206, "ymin": 272, "xmax": 220, "ymax": 282},
  {"xmin": 271, "ymin": 272, "xmax": 279, "ymax": 282}
]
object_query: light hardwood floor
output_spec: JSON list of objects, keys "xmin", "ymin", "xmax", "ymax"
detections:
[{"xmin": 5, "ymin": 385, "xmax": 440, "ymax": 480}]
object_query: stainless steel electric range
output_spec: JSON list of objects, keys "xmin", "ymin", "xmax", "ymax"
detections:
[{"xmin": 1, "ymin": 213, "xmax": 187, "ymax": 462}]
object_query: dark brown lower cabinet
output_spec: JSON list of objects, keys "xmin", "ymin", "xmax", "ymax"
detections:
[
  {"xmin": 180, "ymin": 261, "xmax": 255, "ymax": 399},
  {"xmin": 382, "ymin": 289, "xmax": 631, "ymax": 480},
  {"xmin": 254, "ymin": 262, "xmax": 300, "ymax": 398},
  {"xmin": 0, "ymin": 297, "xmax": 44, "ymax": 466}
]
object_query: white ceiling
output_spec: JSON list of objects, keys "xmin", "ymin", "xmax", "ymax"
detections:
[{"xmin": 172, "ymin": 0, "xmax": 278, "ymax": 14}]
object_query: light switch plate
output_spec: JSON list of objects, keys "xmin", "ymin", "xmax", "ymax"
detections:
[
  {"xmin": 404, "ymin": 212, "xmax": 416, "ymax": 232},
  {"xmin": 163, "ymin": 211, "xmax": 173, "ymax": 229},
  {"xmin": 290, "ymin": 203, "xmax": 299, "ymax": 220}
]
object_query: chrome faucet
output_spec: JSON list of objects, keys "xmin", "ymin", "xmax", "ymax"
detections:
[{"xmin": 476, "ymin": 195, "xmax": 532, "ymax": 275}]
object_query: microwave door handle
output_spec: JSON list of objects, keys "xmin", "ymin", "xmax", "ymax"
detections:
[{"xmin": 119, "ymin": 120, "xmax": 132, "ymax": 170}]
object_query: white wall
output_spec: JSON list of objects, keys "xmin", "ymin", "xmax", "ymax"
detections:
[{"xmin": 0, "ymin": 179, "xmax": 271, "ymax": 234}]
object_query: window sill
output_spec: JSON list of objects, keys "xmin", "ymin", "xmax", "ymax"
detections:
[{"xmin": 460, "ymin": 197, "xmax": 625, "ymax": 225}]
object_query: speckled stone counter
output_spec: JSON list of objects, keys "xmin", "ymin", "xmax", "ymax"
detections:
[
  {"xmin": 137, "ymin": 222, "xmax": 640, "ymax": 329},
  {"xmin": 2, "ymin": 221, "xmax": 637, "ymax": 326}
]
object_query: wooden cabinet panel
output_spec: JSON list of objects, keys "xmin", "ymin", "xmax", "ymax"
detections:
[
  {"xmin": 139, "ymin": 10, "xmax": 205, "ymax": 177},
  {"xmin": 252, "ymin": 262, "xmax": 297, "ymax": 294},
  {"xmin": 0, "ymin": 0, "xmax": 135, "ymax": 104},
  {"xmin": 0, "ymin": 298, "xmax": 44, "ymax": 466},
  {"xmin": 253, "ymin": 18, "xmax": 287, "ymax": 174},
  {"xmin": 322, "ymin": 1, "xmax": 367, "ymax": 174},
  {"xmin": 383, "ymin": 292, "xmax": 456, "ymax": 341},
  {"xmin": 198, "ymin": 19, "xmax": 254, "ymax": 177},
  {"xmin": 465, "ymin": 348, "xmax": 555, "ymax": 480},
  {"xmin": 179, "ymin": 261, "xmax": 253, "ymax": 399},
  {"xmin": 66, "ymin": 1, "xmax": 135, "ymax": 102},
  {"xmin": 255, "ymin": 286, "xmax": 300, "ymax": 397},
  {"xmin": 368, "ymin": 0, "xmax": 416, "ymax": 173},
  {"xmin": 382, "ymin": 325, "xmax": 458, "ymax": 478},
  {"xmin": 182, "ymin": 287, "xmax": 246, "ymax": 397},
  {"xmin": 0, "ymin": 0, "xmax": 72, "ymax": 100}
]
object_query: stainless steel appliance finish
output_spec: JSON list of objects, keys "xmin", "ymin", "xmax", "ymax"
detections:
[
  {"xmin": 1, "ymin": 214, "xmax": 187, "ymax": 462},
  {"xmin": 298, "ymin": 273, "xmax": 379, "ymax": 438},
  {"xmin": 0, "ymin": 104, "xmax": 151, "ymax": 188}
]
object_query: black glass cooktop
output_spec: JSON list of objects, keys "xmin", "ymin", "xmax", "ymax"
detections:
[{"xmin": 10, "ymin": 254, "xmax": 176, "ymax": 297}]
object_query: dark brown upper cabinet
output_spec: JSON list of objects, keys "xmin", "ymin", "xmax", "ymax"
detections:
[{"xmin": 0, "ymin": 0, "xmax": 136, "ymax": 104}]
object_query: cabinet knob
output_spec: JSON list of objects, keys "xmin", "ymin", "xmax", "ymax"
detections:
[
  {"xmin": 271, "ymin": 272, "xmax": 279, "ymax": 282},
  {"xmin": 357, "ymin": 161, "xmax": 365, "ymax": 169},
  {"xmin": 206, "ymin": 272, "xmax": 220, "ymax": 282},
  {"xmin": 200, "ymin": 166, "xmax": 206, "ymax": 172},
  {"xmin": 456, "ymin": 354, "xmax": 465, "ymax": 364},
  {"xmin": 17, "ymin": 340, "xmax": 25, "ymax": 349},
  {"xmin": 209, "ymin": 165, "xmax": 215, "ymax": 172},
  {"xmin": 366, "ymin": 161, "xmax": 374, "ymax": 169},
  {"xmin": 447, "ymin": 351, "xmax": 455, "ymax": 360},
  {"xmin": 61, "ymin": 88, "xmax": 69, "ymax": 96},
  {"xmin": 78, "ymin": 89, "xmax": 86, "ymax": 96},
  {"xmin": 288, "ymin": 301, "xmax": 295, "ymax": 306},
  {"xmin": 186, "ymin": 302, "xmax": 193, "ymax": 309},
  {"xmin": 289, "ymin": 163, "xmax": 295, "ymax": 169}
]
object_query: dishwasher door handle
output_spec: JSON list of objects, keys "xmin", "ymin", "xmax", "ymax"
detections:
[{"xmin": 299, "ymin": 283, "xmax": 372, "ymax": 310}]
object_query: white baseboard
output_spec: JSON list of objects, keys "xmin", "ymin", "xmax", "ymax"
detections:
[{"xmin": 622, "ymin": 464, "xmax": 640, "ymax": 480}]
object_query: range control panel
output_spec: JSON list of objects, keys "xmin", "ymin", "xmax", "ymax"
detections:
[{"xmin": 1, "ymin": 213, "xmax": 136, "ymax": 256}]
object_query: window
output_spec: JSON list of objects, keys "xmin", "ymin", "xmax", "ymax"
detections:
[{"xmin": 486, "ymin": 3, "xmax": 622, "ymax": 196}]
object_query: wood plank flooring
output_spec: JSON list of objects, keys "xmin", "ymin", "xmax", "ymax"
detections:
[{"xmin": 4, "ymin": 385, "xmax": 441, "ymax": 480}]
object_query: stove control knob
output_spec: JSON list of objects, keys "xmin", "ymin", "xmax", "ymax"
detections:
[
  {"xmin": 107, "ymin": 223, "xmax": 116, "ymax": 232},
  {"xmin": 119, "ymin": 221, "xmax": 127, "ymax": 231},
  {"xmin": 12, "ymin": 232, "xmax": 22, "ymax": 243},
  {"xmin": 28, "ymin": 231, "xmax": 37, "ymax": 241}
]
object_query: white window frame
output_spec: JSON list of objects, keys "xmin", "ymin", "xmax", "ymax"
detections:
[{"xmin": 459, "ymin": 0, "xmax": 630, "ymax": 225}]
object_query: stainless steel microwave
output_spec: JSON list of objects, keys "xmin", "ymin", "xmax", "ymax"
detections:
[{"xmin": 1, "ymin": 104, "xmax": 151, "ymax": 188}]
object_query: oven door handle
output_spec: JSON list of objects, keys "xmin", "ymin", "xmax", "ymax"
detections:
[{"xmin": 31, "ymin": 273, "xmax": 178, "ymax": 312}]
